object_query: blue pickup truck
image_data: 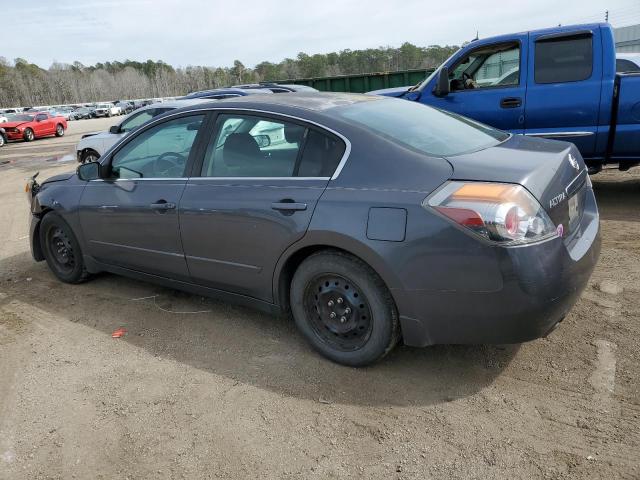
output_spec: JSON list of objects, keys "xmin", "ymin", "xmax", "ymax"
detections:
[{"xmin": 371, "ymin": 23, "xmax": 640, "ymax": 173}]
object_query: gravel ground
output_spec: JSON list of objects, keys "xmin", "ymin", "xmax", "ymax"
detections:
[{"xmin": 0, "ymin": 118, "xmax": 638, "ymax": 479}]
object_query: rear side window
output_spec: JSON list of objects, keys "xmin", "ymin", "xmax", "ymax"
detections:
[
  {"xmin": 297, "ymin": 130, "xmax": 345, "ymax": 177},
  {"xmin": 535, "ymin": 34, "xmax": 593, "ymax": 84},
  {"xmin": 617, "ymin": 58, "xmax": 640, "ymax": 73}
]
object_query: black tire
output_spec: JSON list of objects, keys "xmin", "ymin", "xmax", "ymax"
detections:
[
  {"xmin": 290, "ymin": 250, "xmax": 400, "ymax": 367},
  {"xmin": 0, "ymin": 134, "xmax": 5, "ymax": 147},
  {"xmin": 81, "ymin": 149, "xmax": 100, "ymax": 163},
  {"xmin": 23, "ymin": 128, "xmax": 34, "ymax": 142},
  {"xmin": 55, "ymin": 124, "xmax": 64, "ymax": 137},
  {"xmin": 39, "ymin": 213, "xmax": 89, "ymax": 284}
]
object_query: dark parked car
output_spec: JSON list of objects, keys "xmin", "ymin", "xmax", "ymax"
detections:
[
  {"xmin": 233, "ymin": 83, "xmax": 319, "ymax": 93},
  {"xmin": 26, "ymin": 93, "xmax": 600, "ymax": 366},
  {"xmin": 72, "ymin": 107, "xmax": 93, "ymax": 120},
  {"xmin": 181, "ymin": 87, "xmax": 273, "ymax": 100}
]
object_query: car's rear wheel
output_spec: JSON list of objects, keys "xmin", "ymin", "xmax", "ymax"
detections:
[
  {"xmin": 81, "ymin": 149, "xmax": 100, "ymax": 163},
  {"xmin": 55, "ymin": 124, "xmax": 64, "ymax": 137},
  {"xmin": 39, "ymin": 213, "xmax": 89, "ymax": 284},
  {"xmin": 23, "ymin": 128, "xmax": 34, "ymax": 142},
  {"xmin": 290, "ymin": 250, "xmax": 400, "ymax": 366}
]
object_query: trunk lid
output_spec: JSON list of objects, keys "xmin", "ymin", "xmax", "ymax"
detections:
[{"xmin": 445, "ymin": 134, "xmax": 588, "ymax": 237}]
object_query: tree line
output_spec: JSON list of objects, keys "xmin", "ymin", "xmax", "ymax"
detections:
[{"xmin": 0, "ymin": 43, "xmax": 458, "ymax": 107}]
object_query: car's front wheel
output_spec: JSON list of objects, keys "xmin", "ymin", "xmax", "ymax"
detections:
[
  {"xmin": 81, "ymin": 149, "xmax": 100, "ymax": 163},
  {"xmin": 23, "ymin": 128, "xmax": 34, "ymax": 142},
  {"xmin": 0, "ymin": 134, "xmax": 5, "ymax": 147},
  {"xmin": 290, "ymin": 250, "xmax": 400, "ymax": 366},
  {"xmin": 39, "ymin": 213, "xmax": 89, "ymax": 284}
]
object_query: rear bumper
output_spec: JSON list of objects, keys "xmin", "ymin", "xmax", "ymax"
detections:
[{"xmin": 395, "ymin": 189, "xmax": 601, "ymax": 347}]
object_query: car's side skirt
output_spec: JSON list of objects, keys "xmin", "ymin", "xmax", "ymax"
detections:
[{"xmin": 84, "ymin": 256, "xmax": 282, "ymax": 317}]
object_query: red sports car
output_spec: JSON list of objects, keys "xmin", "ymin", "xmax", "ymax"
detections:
[{"xmin": 2, "ymin": 112, "xmax": 67, "ymax": 142}]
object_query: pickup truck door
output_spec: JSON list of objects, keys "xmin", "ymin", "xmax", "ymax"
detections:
[
  {"xmin": 424, "ymin": 36, "xmax": 528, "ymax": 133},
  {"xmin": 524, "ymin": 29, "xmax": 601, "ymax": 158}
]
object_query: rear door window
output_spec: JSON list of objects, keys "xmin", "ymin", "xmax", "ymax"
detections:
[
  {"xmin": 616, "ymin": 58, "xmax": 640, "ymax": 73},
  {"xmin": 534, "ymin": 34, "xmax": 593, "ymax": 84}
]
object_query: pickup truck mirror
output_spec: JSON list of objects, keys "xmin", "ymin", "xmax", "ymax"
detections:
[
  {"xmin": 109, "ymin": 125, "xmax": 120, "ymax": 134},
  {"xmin": 434, "ymin": 66, "xmax": 450, "ymax": 97},
  {"xmin": 77, "ymin": 161, "xmax": 101, "ymax": 181}
]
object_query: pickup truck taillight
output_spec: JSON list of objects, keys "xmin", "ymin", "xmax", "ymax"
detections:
[{"xmin": 424, "ymin": 181, "xmax": 557, "ymax": 245}]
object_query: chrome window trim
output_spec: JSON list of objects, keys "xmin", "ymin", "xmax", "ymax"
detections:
[
  {"xmin": 101, "ymin": 107, "xmax": 352, "ymax": 181},
  {"xmin": 524, "ymin": 131, "xmax": 594, "ymax": 138},
  {"xmin": 89, "ymin": 177, "xmax": 331, "ymax": 182}
]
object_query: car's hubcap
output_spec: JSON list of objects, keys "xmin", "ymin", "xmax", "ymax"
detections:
[
  {"xmin": 304, "ymin": 274, "xmax": 373, "ymax": 351},
  {"xmin": 48, "ymin": 227, "xmax": 75, "ymax": 273},
  {"xmin": 26, "ymin": 130, "xmax": 33, "ymax": 140}
]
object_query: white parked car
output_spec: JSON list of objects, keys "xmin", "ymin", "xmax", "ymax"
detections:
[
  {"xmin": 0, "ymin": 115, "xmax": 8, "ymax": 123},
  {"xmin": 617, "ymin": 53, "xmax": 640, "ymax": 73},
  {"xmin": 93, "ymin": 103, "xmax": 121, "ymax": 118},
  {"xmin": 76, "ymin": 99, "xmax": 210, "ymax": 163}
]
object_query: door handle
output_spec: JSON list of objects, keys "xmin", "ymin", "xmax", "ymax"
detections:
[
  {"xmin": 500, "ymin": 97, "xmax": 522, "ymax": 108},
  {"xmin": 271, "ymin": 201, "xmax": 307, "ymax": 212},
  {"xmin": 150, "ymin": 201, "xmax": 176, "ymax": 210}
]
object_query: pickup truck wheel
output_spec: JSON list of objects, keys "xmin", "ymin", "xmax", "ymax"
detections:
[
  {"xmin": 107, "ymin": 112, "xmax": 111, "ymax": 118},
  {"xmin": 81, "ymin": 150, "xmax": 100, "ymax": 163},
  {"xmin": 23, "ymin": 128, "xmax": 34, "ymax": 142},
  {"xmin": 40, "ymin": 213, "xmax": 89, "ymax": 284},
  {"xmin": 55, "ymin": 124, "xmax": 64, "ymax": 137},
  {"xmin": 290, "ymin": 250, "xmax": 400, "ymax": 367}
]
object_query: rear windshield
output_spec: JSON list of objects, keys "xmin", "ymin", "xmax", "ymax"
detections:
[{"xmin": 334, "ymin": 98, "xmax": 509, "ymax": 157}]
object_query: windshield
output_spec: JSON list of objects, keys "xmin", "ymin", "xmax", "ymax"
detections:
[
  {"xmin": 97, "ymin": 104, "xmax": 110, "ymax": 109},
  {"xmin": 334, "ymin": 98, "xmax": 509, "ymax": 157},
  {"xmin": 8, "ymin": 114, "xmax": 34, "ymax": 122},
  {"xmin": 414, "ymin": 47, "xmax": 461, "ymax": 91}
]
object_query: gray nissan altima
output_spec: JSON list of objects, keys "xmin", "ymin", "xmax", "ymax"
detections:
[{"xmin": 26, "ymin": 93, "xmax": 600, "ymax": 366}]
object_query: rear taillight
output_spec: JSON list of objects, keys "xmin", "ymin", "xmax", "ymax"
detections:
[{"xmin": 425, "ymin": 181, "xmax": 557, "ymax": 245}]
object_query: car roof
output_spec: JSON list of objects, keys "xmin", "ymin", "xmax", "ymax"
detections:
[{"xmin": 617, "ymin": 53, "xmax": 640, "ymax": 63}]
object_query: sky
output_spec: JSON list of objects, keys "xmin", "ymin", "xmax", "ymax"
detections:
[{"xmin": 1, "ymin": 0, "xmax": 638, "ymax": 69}]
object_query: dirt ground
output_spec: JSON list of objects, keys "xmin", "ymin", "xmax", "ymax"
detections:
[{"xmin": 0, "ymin": 118, "xmax": 638, "ymax": 479}]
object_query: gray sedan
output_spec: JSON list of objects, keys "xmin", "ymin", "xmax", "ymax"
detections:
[{"xmin": 26, "ymin": 93, "xmax": 600, "ymax": 366}]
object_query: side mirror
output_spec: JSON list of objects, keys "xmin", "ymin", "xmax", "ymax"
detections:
[
  {"xmin": 77, "ymin": 162, "xmax": 101, "ymax": 181},
  {"xmin": 109, "ymin": 125, "xmax": 120, "ymax": 134},
  {"xmin": 253, "ymin": 134, "xmax": 271, "ymax": 148},
  {"xmin": 434, "ymin": 66, "xmax": 450, "ymax": 97}
]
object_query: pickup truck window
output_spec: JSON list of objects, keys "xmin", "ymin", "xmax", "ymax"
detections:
[
  {"xmin": 449, "ymin": 42, "xmax": 520, "ymax": 91},
  {"xmin": 535, "ymin": 34, "xmax": 593, "ymax": 84}
]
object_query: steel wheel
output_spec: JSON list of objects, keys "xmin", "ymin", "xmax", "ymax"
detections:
[
  {"xmin": 304, "ymin": 274, "xmax": 373, "ymax": 352},
  {"xmin": 46, "ymin": 226, "xmax": 76, "ymax": 276}
]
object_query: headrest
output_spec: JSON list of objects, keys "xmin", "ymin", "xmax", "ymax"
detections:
[
  {"xmin": 284, "ymin": 124, "xmax": 305, "ymax": 144},
  {"xmin": 223, "ymin": 133, "xmax": 261, "ymax": 166}
]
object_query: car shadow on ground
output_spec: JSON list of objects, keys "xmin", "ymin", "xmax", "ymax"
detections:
[
  {"xmin": 0, "ymin": 252, "xmax": 518, "ymax": 407},
  {"xmin": 592, "ymin": 174, "xmax": 640, "ymax": 222}
]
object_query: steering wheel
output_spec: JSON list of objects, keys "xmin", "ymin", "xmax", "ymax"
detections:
[
  {"xmin": 154, "ymin": 152, "xmax": 185, "ymax": 177},
  {"xmin": 462, "ymin": 72, "xmax": 476, "ymax": 89}
]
